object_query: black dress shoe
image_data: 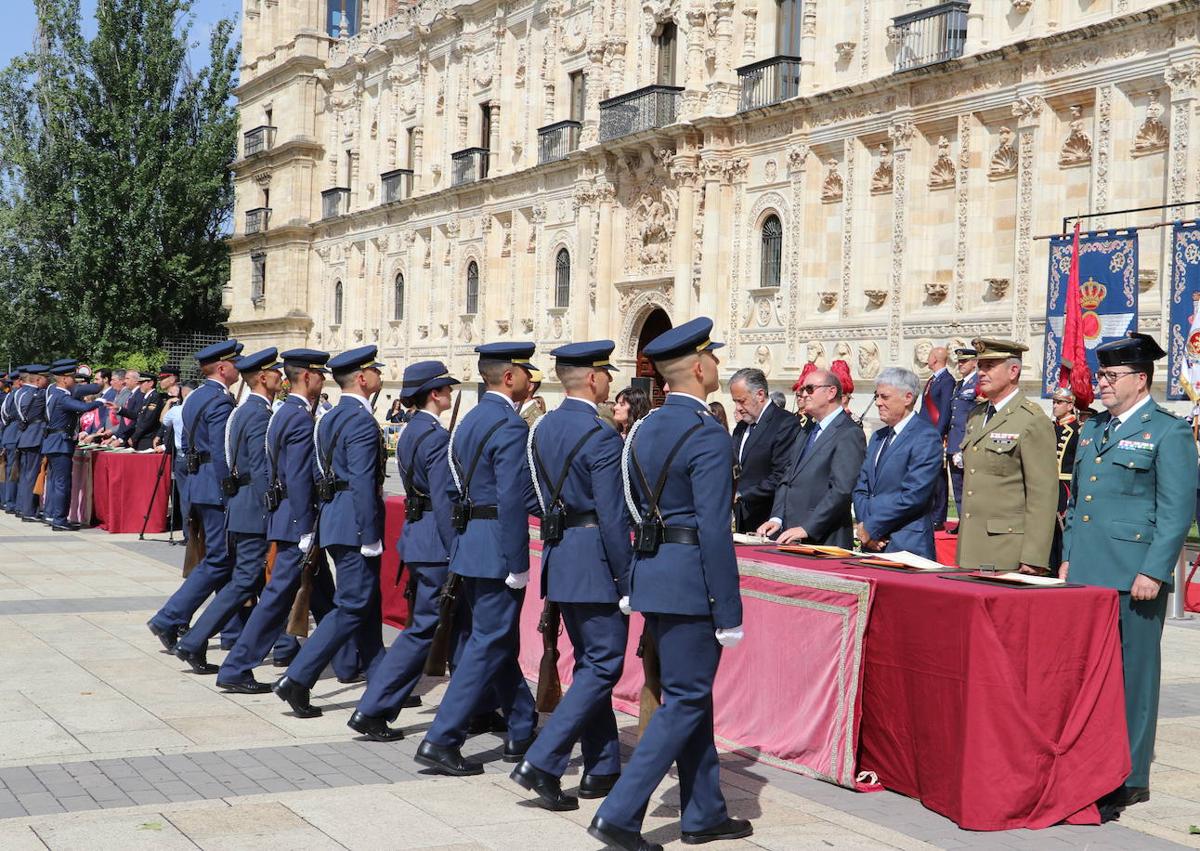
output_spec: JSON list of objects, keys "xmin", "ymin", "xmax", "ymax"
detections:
[
  {"xmin": 510, "ymin": 760, "xmax": 578, "ymax": 811},
  {"xmin": 272, "ymin": 676, "xmax": 322, "ymax": 718},
  {"xmin": 147, "ymin": 620, "xmax": 181, "ymax": 653},
  {"xmin": 50, "ymin": 524, "xmax": 71, "ymax": 532},
  {"xmin": 503, "ymin": 733, "xmax": 536, "ymax": 763},
  {"xmin": 587, "ymin": 817, "xmax": 662, "ymax": 851},
  {"xmin": 1098, "ymin": 785, "xmax": 1149, "ymax": 809},
  {"xmin": 337, "ymin": 673, "xmax": 366, "ymax": 685},
  {"xmin": 466, "ymin": 710, "xmax": 508, "ymax": 735},
  {"xmin": 402, "ymin": 694, "xmax": 422, "ymax": 709},
  {"xmin": 271, "ymin": 655, "xmax": 295, "ymax": 668},
  {"xmin": 681, "ymin": 818, "xmax": 753, "ymax": 845},
  {"xmin": 414, "ymin": 740, "xmax": 483, "ymax": 776},
  {"xmin": 348, "ymin": 711, "xmax": 404, "ymax": 742},
  {"xmin": 578, "ymin": 772, "xmax": 620, "ymax": 799},
  {"xmin": 175, "ymin": 645, "xmax": 218, "ymax": 675},
  {"xmin": 219, "ymin": 639, "xmax": 236, "ymax": 651},
  {"xmin": 216, "ymin": 678, "xmax": 272, "ymax": 694},
  {"xmin": 20, "ymin": 516, "xmax": 38, "ymax": 522}
]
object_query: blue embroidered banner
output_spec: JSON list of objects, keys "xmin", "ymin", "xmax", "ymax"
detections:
[
  {"xmin": 1043, "ymin": 229, "xmax": 1138, "ymax": 397},
  {"xmin": 1167, "ymin": 220, "xmax": 1200, "ymax": 400}
]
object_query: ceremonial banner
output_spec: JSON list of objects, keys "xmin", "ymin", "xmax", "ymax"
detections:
[
  {"xmin": 1166, "ymin": 220, "xmax": 1200, "ymax": 400},
  {"xmin": 1043, "ymin": 229, "xmax": 1138, "ymax": 397}
]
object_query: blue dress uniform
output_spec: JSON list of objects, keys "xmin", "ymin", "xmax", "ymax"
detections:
[
  {"xmin": 42, "ymin": 362, "xmax": 105, "ymax": 530},
  {"xmin": 1062, "ymin": 334, "xmax": 1197, "ymax": 816},
  {"xmin": 15, "ymin": 366, "xmax": 49, "ymax": 519},
  {"xmin": 274, "ymin": 346, "xmax": 387, "ymax": 717},
  {"xmin": 175, "ymin": 349, "xmax": 282, "ymax": 673},
  {"xmin": 416, "ymin": 342, "xmax": 541, "ymax": 777},
  {"xmin": 349, "ymin": 361, "xmax": 461, "ymax": 740},
  {"xmin": 945, "ymin": 349, "xmax": 977, "ymax": 517},
  {"xmin": 592, "ymin": 318, "xmax": 750, "ymax": 850},
  {"xmin": 2, "ymin": 372, "xmax": 26, "ymax": 512},
  {"xmin": 512, "ymin": 341, "xmax": 632, "ymax": 811},
  {"xmin": 147, "ymin": 340, "xmax": 241, "ymax": 651},
  {"xmin": 217, "ymin": 349, "xmax": 357, "ymax": 693}
]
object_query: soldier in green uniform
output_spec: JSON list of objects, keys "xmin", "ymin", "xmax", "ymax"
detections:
[
  {"xmin": 956, "ymin": 338, "xmax": 1058, "ymax": 573},
  {"xmin": 1060, "ymin": 332, "xmax": 1197, "ymax": 820}
]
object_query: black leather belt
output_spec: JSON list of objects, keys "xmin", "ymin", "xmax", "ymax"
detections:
[
  {"xmin": 332, "ymin": 479, "xmax": 350, "ymax": 492},
  {"xmin": 564, "ymin": 511, "xmax": 599, "ymax": 528},
  {"xmin": 663, "ymin": 526, "xmax": 700, "ymax": 546},
  {"xmin": 408, "ymin": 495, "xmax": 433, "ymax": 511},
  {"xmin": 469, "ymin": 504, "xmax": 498, "ymax": 520},
  {"xmin": 194, "ymin": 451, "xmax": 211, "ymax": 462},
  {"xmin": 234, "ymin": 473, "xmax": 252, "ymax": 485}
]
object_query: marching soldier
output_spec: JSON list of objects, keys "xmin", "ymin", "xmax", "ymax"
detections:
[
  {"xmin": 15, "ymin": 364, "xmax": 49, "ymax": 521},
  {"xmin": 274, "ymin": 346, "xmax": 388, "ymax": 717},
  {"xmin": 945, "ymin": 346, "xmax": 978, "ymax": 523},
  {"xmin": 2, "ymin": 369, "xmax": 26, "ymax": 513},
  {"xmin": 42, "ymin": 360, "xmax": 107, "ymax": 531},
  {"xmin": 511, "ymin": 341, "xmax": 631, "ymax": 811},
  {"xmin": 955, "ymin": 338, "xmax": 1057, "ymax": 574},
  {"xmin": 415, "ymin": 342, "xmax": 540, "ymax": 777},
  {"xmin": 1061, "ymin": 333, "xmax": 1196, "ymax": 820},
  {"xmin": 590, "ymin": 317, "xmax": 750, "ymax": 851},
  {"xmin": 347, "ymin": 360, "xmax": 460, "ymax": 741},
  {"xmin": 174, "ymin": 349, "xmax": 282, "ymax": 674}
]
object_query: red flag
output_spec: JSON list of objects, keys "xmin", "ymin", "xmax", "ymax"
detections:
[{"xmin": 1059, "ymin": 221, "xmax": 1094, "ymax": 407}]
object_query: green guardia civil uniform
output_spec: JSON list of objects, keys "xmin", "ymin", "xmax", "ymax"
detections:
[
  {"xmin": 1062, "ymin": 335, "xmax": 1197, "ymax": 791},
  {"xmin": 955, "ymin": 339, "xmax": 1058, "ymax": 572}
]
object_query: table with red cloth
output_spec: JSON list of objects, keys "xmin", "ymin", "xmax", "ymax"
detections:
[
  {"xmin": 89, "ymin": 451, "xmax": 171, "ymax": 534},
  {"xmin": 378, "ymin": 498, "xmax": 1128, "ymax": 831}
]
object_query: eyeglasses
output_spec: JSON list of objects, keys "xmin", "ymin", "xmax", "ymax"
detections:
[
  {"xmin": 1096, "ymin": 369, "xmax": 1137, "ymax": 384},
  {"xmin": 797, "ymin": 383, "xmax": 834, "ymax": 396}
]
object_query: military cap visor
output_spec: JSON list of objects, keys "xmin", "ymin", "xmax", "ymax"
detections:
[
  {"xmin": 328, "ymin": 346, "xmax": 383, "ymax": 375},
  {"xmin": 475, "ymin": 342, "xmax": 536, "ymax": 370},
  {"xmin": 1096, "ymin": 331, "xmax": 1166, "ymax": 367},
  {"xmin": 971, "ymin": 337, "xmax": 1028, "ymax": 361},
  {"xmin": 235, "ymin": 347, "xmax": 283, "ymax": 374},
  {"xmin": 194, "ymin": 339, "xmax": 241, "ymax": 366},
  {"xmin": 642, "ymin": 317, "xmax": 725, "ymax": 362},
  {"xmin": 280, "ymin": 348, "xmax": 331, "ymax": 373},
  {"xmin": 550, "ymin": 340, "xmax": 620, "ymax": 372},
  {"xmin": 953, "ymin": 347, "xmax": 977, "ymax": 359},
  {"xmin": 49, "ymin": 364, "xmax": 79, "ymax": 376},
  {"xmin": 401, "ymin": 360, "xmax": 460, "ymax": 397}
]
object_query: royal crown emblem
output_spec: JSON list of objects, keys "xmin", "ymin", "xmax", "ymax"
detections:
[{"xmin": 1079, "ymin": 279, "xmax": 1106, "ymax": 311}]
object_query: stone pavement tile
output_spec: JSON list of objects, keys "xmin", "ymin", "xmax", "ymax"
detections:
[
  {"xmin": 51, "ymin": 698, "xmax": 167, "ymax": 736},
  {"xmin": 461, "ymin": 813, "xmax": 645, "ymax": 851},
  {"xmin": 164, "ymin": 714, "xmax": 292, "ymax": 747},
  {"xmin": 0, "ymin": 692, "xmax": 50, "ymax": 723},
  {"xmin": 285, "ymin": 784, "xmax": 474, "ymax": 849},
  {"xmin": 746, "ymin": 823, "xmax": 907, "ymax": 850},
  {"xmin": 0, "ymin": 720, "xmax": 85, "ymax": 763},
  {"xmin": 165, "ymin": 800, "xmax": 345, "ymax": 850},
  {"xmin": 28, "ymin": 809, "xmax": 196, "ymax": 850},
  {"xmin": 1148, "ymin": 767, "xmax": 1200, "ymax": 802},
  {"xmin": 397, "ymin": 776, "xmax": 558, "ymax": 828},
  {"xmin": 0, "ymin": 822, "xmax": 44, "ymax": 850}
]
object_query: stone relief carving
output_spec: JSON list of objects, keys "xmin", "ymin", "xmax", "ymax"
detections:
[
  {"xmin": 764, "ymin": 159, "xmax": 777, "ymax": 182},
  {"xmin": 864, "ymin": 288, "xmax": 887, "ymax": 309},
  {"xmin": 928, "ymin": 136, "xmax": 956, "ymax": 188},
  {"xmin": 817, "ymin": 290, "xmax": 837, "ymax": 311},
  {"xmin": 786, "ymin": 144, "xmax": 809, "ymax": 174},
  {"xmin": 835, "ymin": 42, "xmax": 856, "ymax": 63},
  {"xmin": 870, "ymin": 144, "xmax": 893, "ymax": 194},
  {"xmin": 1058, "ymin": 105, "xmax": 1093, "ymax": 167},
  {"xmin": 857, "ymin": 341, "xmax": 881, "ymax": 380},
  {"xmin": 913, "ymin": 339, "xmax": 934, "ymax": 378},
  {"xmin": 515, "ymin": 44, "xmax": 527, "ymax": 86},
  {"xmin": 805, "ymin": 340, "xmax": 827, "ymax": 369},
  {"xmin": 988, "ymin": 127, "xmax": 1018, "ymax": 178},
  {"xmin": 924, "ymin": 282, "xmax": 948, "ymax": 304},
  {"xmin": 820, "ymin": 158, "xmax": 844, "ymax": 202},
  {"xmin": 1132, "ymin": 91, "xmax": 1168, "ymax": 156},
  {"xmin": 985, "ymin": 277, "xmax": 1011, "ymax": 300}
]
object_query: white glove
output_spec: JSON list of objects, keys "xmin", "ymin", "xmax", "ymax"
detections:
[
  {"xmin": 360, "ymin": 539, "xmax": 384, "ymax": 557},
  {"xmin": 618, "ymin": 596, "xmax": 632, "ymax": 616},
  {"xmin": 505, "ymin": 571, "xmax": 530, "ymax": 590},
  {"xmin": 715, "ymin": 626, "xmax": 745, "ymax": 648},
  {"xmin": 298, "ymin": 533, "xmax": 313, "ymax": 553},
  {"xmin": 952, "ymin": 452, "xmax": 963, "ymax": 469}
]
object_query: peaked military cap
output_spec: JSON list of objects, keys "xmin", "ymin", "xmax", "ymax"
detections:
[
  {"xmin": 6, "ymin": 371, "xmax": 19, "ymax": 380},
  {"xmin": 328, "ymin": 345, "xmax": 383, "ymax": 377},
  {"xmin": 953, "ymin": 346, "xmax": 977, "ymax": 360},
  {"xmin": 158, "ymin": 365, "xmax": 181, "ymax": 378},
  {"xmin": 475, "ymin": 341, "xmax": 535, "ymax": 369},
  {"xmin": 642, "ymin": 317, "xmax": 725, "ymax": 362},
  {"xmin": 194, "ymin": 339, "xmax": 241, "ymax": 366},
  {"xmin": 971, "ymin": 338, "xmax": 1028, "ymax": 361},
  {"xmin": 235, "ymin": 347, "xmax": 282, "ymax": 374},
  {"xmin": 1096, "ymin": 331, "xmax": 1166, "ymax": 367},
  {"xmin": 402, "ymin": 360, "xmax": 460, "ymax": 398},
  {"xmin": 551, "ymin": 340, "xmax": 619, "ymax": 372},
  {"xmin": 49, "ymin": 360, "xmax": 78, "ymax": 376},
  {"xmin": 25, "ymin": 363, "xmax": 50, "ymax": 375},
  {"xmin": 50, "ymin": 358, "xmax": 77, "ymax": 370},
  {"xmin": 136, "ymin": 372, "xmax": 157, "ymax": 383},
  {"xmin": 280, "ymin": 348, "xmax": 331, "ymax": 373}
]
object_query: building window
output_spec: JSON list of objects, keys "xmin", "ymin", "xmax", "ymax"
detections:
[
  {"xmin": 569, "ymin": 71, "xmax": 586, "ymax": 122},
  {"xmin": 480, "ymin": 103, "xmax": 492, "ymax": 150},
  {"xmin": 654, "ymin": 21, "xmax": 677, "ymax": 85},
  {"xmin": 333, "ymin": 280, "xmax": 344, "ymax": 325},
  {"xmin": 405, "ymin": 126, "xmax": 416, "ymax": 170},
  {"xmin": 327, "ymin": 0, "xmax": 360, "ymax": 38},
  {"xmin": 394, "ymin": 273, "xmax": 405, "ymax": 321},
  {"xmin": 465, "ymin": 261, "xmax": 479, "ymax": 315},
  {"xmin": 760, "ymin": 215, "xmax": 782, "ymax": 288},
  {"xmin": 554, "ymin": 249, "xmax": 571, "ymax": 308},
  {"xmin": 250, "ymin": 253, "xmax": 266, "ymax": 306},
  {"xmin": 776, "ymin": 0, "xmax": 802, "ymax": 55}
]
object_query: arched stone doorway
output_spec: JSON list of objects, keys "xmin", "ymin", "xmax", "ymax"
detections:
[{"xmin": 634, "ymin": 308, "xmax": 672, "ymax": 407}]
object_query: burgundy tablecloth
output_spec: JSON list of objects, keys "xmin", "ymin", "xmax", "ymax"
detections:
[
  {"xmin": 380, "ymin": 495, "xmax": 411, "ymax": 628},
  {"xmin": 90, "ymin": 451, "xmax": 171, "ymax": 534}
]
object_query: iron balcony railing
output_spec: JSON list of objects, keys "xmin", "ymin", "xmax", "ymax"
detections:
[
  {"xmin": 381, "ymin": 168, "xmax": 414, "ymax": 204},
  {"xmin": 598, "ymin": 85, "xmax": 683, "ymax": 143},
  {"xmin": 243, "ymin": 125, "xmax": 277, "ymax": 157},
  {"xmin": 538, "ymin": 120, "xmax": 582, "ymax": 164},
  {"xmin": 451, "ymin": 148, "xmax": 489, "ymax": 186},
  {"xmin": 891, "ymin": 1, "xmax": 970, "ymax": 73},
  {"xmin": 244, "ymin": 207, "xmax": 271, "ymax": 235},
  {"xmin": 321, "ymin": 187, "xmax": 350, "ymax": 219},
  {"xmin": 736, "ymin": 56, "xmax": 802, "ymax": 113}
]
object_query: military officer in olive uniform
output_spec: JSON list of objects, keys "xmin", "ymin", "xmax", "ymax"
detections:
[
  {"xmin": 955, "ymin": 338, "xmax": 1057, "ymax": 574},
  {"xmin": 1061, "ymin": 333, "xmax": 1197, "ymax": 820}
]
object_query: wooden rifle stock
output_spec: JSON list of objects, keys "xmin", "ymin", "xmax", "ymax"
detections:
[
  {"xmin": 636, "ymin": 627, "xmax": 662, "ymax": 737},
  {"xmin": 535, "ymin": 600, "xmax": 563, "ymax": 713},
  {"xmin": 287, "ymin": 544, "xmax": 320, "ymax": 637},
  {"xmin": 423, "ymin": 572, "xmax": 462, "ymax": 676},
  {"xmin": 401, "ymin": 563, "xmax": 418, "ymax": 629},
  {"xmin": 182, "ymin": 507, "xmax": 206, "ymax": 577}
]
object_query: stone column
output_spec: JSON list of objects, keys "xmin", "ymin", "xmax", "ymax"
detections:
[
  {"xmin": 412, "ymin": 127, "xmax": 424, "ymax": 193},
  {"xmin": 581, "ymin": 43, "xmax": 605, "ymax": 146},
  {"xmin": 1011, "ymin": 93, "xmax": 1046, "ymax": 348},
  {"xmin": 684, "ymin": 9, "xmax": 709, "ymax": 120},
  {"xmin": 800, "ymin": 3, "xmax": 818, "ymax": 93},
  {"xmin": 698, "ymin": 156, "xmax": 724, "ymax": 319},
  {"xmin": 571, "ymin": 180, "xmax": 597, "ymax": 342},
  {"xmin": 887, "ymin": 120, "xmax": 915, "ymax": 360},
  {"xmin": 488, "ymin": 100, "xmax": 501, "ymax": 174},
  {"xmin": 594, "ymin": 175, "xmax": 617, "ymax": 338},
  {"xmin": 671, "ymin": 156, "xmax": 700, "ymax": 317},
  {"xmin": 1165, "ymin": 60, "xmax": 1200, "ymax": 216},
  {"xmin": 741, "ymin": 7, "xmax": 757, "ymax": 64},
  {"xmin": 722, "ymin": 156, "xmax": 749, "ymax": 348},
  {"xmin": 785, "ymin": 143, "xmax": 809, "ymax": 357},
  {"xmin": 706, "ymin": 0, "xmax": 737, "ymax": 113},
  {"xmin": 1091, "ymin": 84, "xmax": 1114, "ymax": 230}
]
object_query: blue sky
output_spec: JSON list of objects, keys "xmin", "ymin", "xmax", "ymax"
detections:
[{"xmin": 0, "ymin": 1, "xmax": 242, "ymax": 72}]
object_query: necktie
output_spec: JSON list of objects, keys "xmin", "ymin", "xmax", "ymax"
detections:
[
  {"xmin": 874, "ymin": 427, "xmax": 894, "ymax": 472},
  {"xmin": 1101, "ymin": 417, "xmax": 1119, "ymax": 446},
  {"xmin": 924, "ymin": 378, "xmax": 940, "ymax": 425},
  {"xmin": 739, "ymin": 421, "xmax": 756, "ymax": 462},
  {"xmin": 983, "ymin": 403, "xmax": 997, "ymax": 425},
  {"xmin": 797, "ymin": 424, "xmax": 821, "ymax": 464}
]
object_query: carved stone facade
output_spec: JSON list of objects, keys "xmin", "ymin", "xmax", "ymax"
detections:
[{"xmin": 228, "ymin": 0, "xmax": 1200, "ymax": 408}]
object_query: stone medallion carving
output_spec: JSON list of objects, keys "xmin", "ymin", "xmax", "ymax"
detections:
[
  {"xmin": 1059, "ymin": 105, "xmax": 1093, "ymax": 167},
  {"xmin": 858, "ymin": 341, "xmax": 881, "ymax": 380},
  {"xmin": 989, "ymin": 127, "xmax": 1018, "ymax": 178},
  {"xmin": 870, "ymin": 145, "xmax": 893, "ymax": 194},
  {"xmin": 928, "ymin": 136, "xmax": 955, "ymax": 188},
  {"xmin": 1132, "ymin": 91, "xmax": 1168, "ymax": 156}
]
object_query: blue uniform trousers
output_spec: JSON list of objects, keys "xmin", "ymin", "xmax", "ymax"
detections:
[
  {"xmin": 356, "ymin": 563, "xmax": 446, "ymax": 721},
  {"xmin": 950, "ymin": 464, "xmax": 965, "ymax": 518},
  {"xmin": 425, "ymin": 576, "xmax": 536, "ymax": 748},
  {"xmin": 284, "ymin": 545, "xmax": 384, "ymax": 689},
  {"xmin": 176, "ymin": 532, "xmax": 268, "ymax": 656},
  {"xmin": 17, "ymin": 448, "xmax": 41, "ymax": 517},
  {"xmin": 525, "ymin": 603, "xmax": 626, "ymax": 777},
  {"xmin": 43, "ymin": 453, "xmax": 72, "ymax": 525},
  {"xmin": 218, "ymin": 543, "xmax": 357, "ymax": 684},
  {"xmin": 4, "ymin": 451, "xmax": 19, "ymax": 509},
  {"xmin": 1119, "ymin": 590, "xmax": 1169, "ymax": 788},
  {"xmin": 595, "ymin": 614, "xmax": 728, "ymax": 834},
  {"xmin": 150, "ymin": 503, "xmax": 234, "ymax": 631}
]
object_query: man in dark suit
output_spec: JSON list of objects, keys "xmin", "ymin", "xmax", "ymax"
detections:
[
  {"xmin": 945, "ymin": 346, "xmax": 978, "ymax": 522},
  {"xmin": 919, "ymin": 346, "xmax": 954, "ymax": 529},
  {"xmin": 758, "ymin": 369, "xmax": 865, "ymax": 547},
  {"xmin": 729, "ymin": 367, "xmax": 801, "ymax": 533},
  {"xmin": 852, "ymin": 367, "xmax": 944, "ymax": 560}
]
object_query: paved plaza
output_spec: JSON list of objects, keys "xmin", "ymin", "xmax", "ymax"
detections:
[{"xmin": 0, "ymin": 516, "xmax": 1198, "ymax": 849}]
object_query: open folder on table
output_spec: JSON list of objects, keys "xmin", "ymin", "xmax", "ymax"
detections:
[
  {"xmin": 857, "ymin": 551, "xmax": 951, "ymax": 571},
  {"xmin": 775, "ymin": 543, "xmax": 857, "ymax": 558},
  {"xmin": 963, "ymin": 571, "xmax": 1067, "ymax": 587}
]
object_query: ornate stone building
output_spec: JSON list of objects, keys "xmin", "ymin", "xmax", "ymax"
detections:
[{"xmin": 228, "ymin": 0, "xmax": 1200, "ymax": 402}]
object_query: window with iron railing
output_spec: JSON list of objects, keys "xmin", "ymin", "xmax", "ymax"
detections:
[
  {"xmin": 250, "ymin": 253, "xmax": 266, "ymax": 306},
  {"xmin": 245, "ymin": 207, "xmax": 271, "ymax": 235},
  {"xmin": 321, "ymin": 187, "xmax": 350, "ymax": 219},
  {"xmin": 452, "ymin": 148, "xmax": 489, "ymax": 186},
  {"xmin": 760, "ymin": 215, "xmax": 782, "ymax": 288},
  {"xmin": 381, "ymin": 169, "xmax": 413, "ymax": 204},
  {"xmin": 243, "ymin": 126, "xmax": 276, "ymax": 157},
  {"xmin": 599, "ymin": 85, "xmax": 683, "ymax": 142},
  {"xmin": 538, "ymin": 121, "xmax": 582, "ymax": 165},
  {"xmin": 393, "ymin": 273, "xmax": 405, "ymax": 322},
  {"xmin": 465, "ymin": 261, "xmax": 479, "ymax": 315},
  {"xmin": 736, "ymin": 56, "xmax": 802, "ymax": 113},
  {"xmin": 555, "ymin": 249, "xmax": 571, "ymax": 308},
  {"xmin": 891, "ymin": 1, "xmax": 970, "ymax": 73}
]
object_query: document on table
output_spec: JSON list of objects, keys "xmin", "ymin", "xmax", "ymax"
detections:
[
  {"xmin": 968, "ymin": 571, "xmax": 1067, "ymax": 587},
  {"xmin": 733, "ymin": 532, "xmax": 770, "ymax": 545},
  {"xmin": 864, "ymin": 550, "xmax": 950, "ymax": 571}
]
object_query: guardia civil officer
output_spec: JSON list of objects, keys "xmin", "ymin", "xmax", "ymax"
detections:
[
  {"xmin": 274, "ymin": 346, "xmax": 387, "ymax": 717},
  {"xmin": 2, "ymin": 370, "xmax": 27, "ymax": 513},
  {"xmin": 347, "ymin": 360, "xmax": 460, "ymax": 741},
  {"xmin": 415, "ymin": 342, "xmax": 540, "ymax": 776},
  {"xmin": 590, "ymin": 318, "xmax": 750, "ymax": 851},
  {"xmin": 128, "ymin": 368, "xmax": 176, "ymax": 450},
  {"xmin": 174, "ymin": 349, "xmax": 282, "ymax": 674},
  {"xmin": 216, "ymin": 349, "xmax": 359, "ymax": 694},
  {"xmin": 1061, "ymin": 333, "xmax": 1196, "ymax": 820},
  {"xmin": 42, "ymin": 360, "xmax": 107, "ymax": 531},
  {"xmin": 510, "ymin": 340, "xmax": 631, "ymax": 812},
  {"xmin": 15, "ymin": 364, "xmax": 50, "ymax": 520},
  {"xmin": 147, "ymin": 340, "xmax": 242, "ymax": 652}
]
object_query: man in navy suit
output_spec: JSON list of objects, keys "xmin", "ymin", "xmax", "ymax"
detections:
[
  {"xmin": 919, "ymin": 346, "xmax": 954, "ymax": 529},
  {"xmin": 853, "ymin": 367, "xmax": 944, "ymax": 560},
  {"xmin": 945, "ymin": 346, "xmax": 978, "ymax": 522},
  {"xmin": 729, "ymin": 367, "xmax": 801, "ymax": 532},
  {"xmin": 42, "ymin": 360, "xmax": 109, "ymax": 531},
  {"xmin": 510, "ymin": 341, "xmax": 631, "ymax": 811},
  {"xmin": 174, "ymin": 349, "xmax": 282, "ymax": 675},
  {"xmin": 2, "ymin": 369, "xmax": 27, "ymax": 513},
  {"xmin": 590, "ymin": 317, "xmax": 750, "ymax": 851},
  {"xmin": 147, "ymin": 339, "xmax": 242, "ymax": 652},
  {"xmin": 15, "ymin": 364, "xmax": 50, "ymax": 520},
  {"xmin": 348, "ymin": 360, "xmax": 460, "ymax": 741},
  {"xmin": 274, "ymin": 346, "xmax": 387, "ymax": 717},
  {"xmin": 416, "ymin": 342, "xmax": 541, "ymax": 777}
]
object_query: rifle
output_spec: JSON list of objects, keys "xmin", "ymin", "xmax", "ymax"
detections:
[
  {"xmin": 636, "ymin": 628, "xmax": 663, "ymax": 738},
  {"xmin": 182, "ymin": 507, "xmax": 206, "ymax": 577},
  {"xmin": 535, "ymin": 600, "xmax": 563, "ymax": 712},
  {"xmin": 421, "ymin": 390, "xmax": 467, "ymax": 675},
  {"xmin": 286, "ymin": 390, "xmax": 329, "ymax": 637},
  {"xmin": 401, "ymin": 563, "xmax": 418, "ymax": 629}
]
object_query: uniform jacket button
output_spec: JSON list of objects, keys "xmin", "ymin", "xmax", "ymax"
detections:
[
  {"xmin": 1084, "ymin": 494, "xmax": 1092, "ymax": 502},
  {"xmin": 1082, "ymin": 515, "xmax": 1090, "ymax": 522}
]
